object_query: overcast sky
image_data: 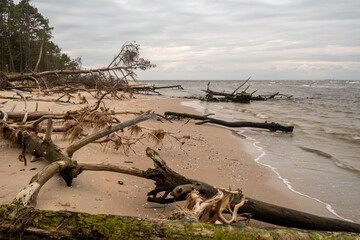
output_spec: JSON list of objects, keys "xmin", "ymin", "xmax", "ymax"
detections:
[{"xmin": 26, "ymin": 0, "xmax": 360, "ymax": 80}]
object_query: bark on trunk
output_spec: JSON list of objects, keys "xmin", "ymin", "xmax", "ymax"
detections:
[
  {"xmin": 238, "ymin": 197, "xmax": 360, "ymax": 233},
  {"xmin": 6, "ymin": 66, "xmax": 139, "ymax": 82},
  {"xmin": 0, "ymin": 111, "xmax": 53, "ymax": 121},
  {"xmin": 34, "ymin": 41, "xmax": 44, "ymax": 72},
  {"xmin": 2, "ymin": 204, "xmax": 358, "ymax": 240}
]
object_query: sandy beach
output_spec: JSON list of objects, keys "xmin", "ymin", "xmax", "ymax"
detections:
[{"xmin": 0, "ymin": 91, "xmax": 337, "ymax": 224}]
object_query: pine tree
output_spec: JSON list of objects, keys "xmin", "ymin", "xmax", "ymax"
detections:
[{"xmin": 0, "ymin": 0, "xmax": 80, "ymax": 73}]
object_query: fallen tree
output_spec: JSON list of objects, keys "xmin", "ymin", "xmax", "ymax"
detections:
[
  {"xmin": 0, "ymin": 111, "xmax": 154, "ymax": 205},
  {"xmin": 203, "ymin": 80, "xmax": 252, "ymax": 103},
  {"xmin": 1, "ymin": 42, "xmax": 156, "ymax": 91},
  {"xmin": 202, "ymin": 79, "xmax": 292, "ymax": 103},
  {"xmin": 130, "ymin": 84, "xmax": 184, "ymax": 95},
  {"xmin": 1, "ymin": 204, "xmax": 359, "ymax": 240},
  {"xmin": 165, "ymin": 111, "xmax": 294, "ymax": 133}
]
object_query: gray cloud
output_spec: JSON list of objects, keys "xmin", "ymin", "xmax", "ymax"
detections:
[{"xmin": 28, "ymin": 0, "xmax": 360, "ymax": 80}]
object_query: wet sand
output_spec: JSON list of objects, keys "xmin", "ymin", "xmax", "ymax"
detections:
[{"xmin": 0, "ymin": 92, "xmax": 337, "ymax": 223}]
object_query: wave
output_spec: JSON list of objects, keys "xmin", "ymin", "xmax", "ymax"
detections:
[
  {"xmin": 236, "ymin": 131, "xmax": 354, "ymax": 222},
  {"xmin": 322, "ymin": 130, "xmax": 360, "ymax": 145},
  {"xmin": 298, "ymin": 146, "xmax": 360, "ymax": 175}
]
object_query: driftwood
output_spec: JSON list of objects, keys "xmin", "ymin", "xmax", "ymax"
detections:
[
  {"xmin": 165, "ymin": 111, "xmax": 294, "ymax": 133},
  {"xmin": 144, "ymin": 151, "xmax": 360, "ymax": 233},
  {"xmin": 1, "ymin": 118, "xmax": 360, "ymax": 232},
  {"xmin": 203, "ymin": 82, "xmax": 252, "ymax": 103},
  {"xmin": 176, "ymin": 188, "xmax": 249, "ymax": 224},
  {"xmin": 202, "ymin": 79, "xmax": 292, "ymax": 103},
  {"xmin": 0, "ymin": 93, "xmax": 356, "ymax": 232},
  {"xmin": 251, "ymin": 92, "xmax": 293, "ymax": 101},
  {"xmin": 130, "ymin": 84, "xmax": 183, "ymax": 94},
  {"xmin": 0, "ymin": 111, "xmax": 54, "ymax": 122},
  {"xmin": 0, "ymin": 111, "xmax": 154, "ymax": 206},
  {"xmin": 1, "ymin": 42, "xmax": 155, "ymax": 93},
  {"xmin": 2, "ymin": 205, "xmax": 359, "ymax": 240}
]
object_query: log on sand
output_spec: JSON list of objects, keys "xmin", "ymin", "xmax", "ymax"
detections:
[
  {"xmin": 1, "ymin": 204, "xmax": 359, "ymax": 240},
  {"xmin": 165, "ymin": 111, "xmax": 294, "ymax": 132}
]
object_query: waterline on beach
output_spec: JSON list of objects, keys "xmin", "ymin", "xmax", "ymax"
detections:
[
  {"xmin": 235, "ymin": 130, "xmax": 354, "ymax": 222},
  {"xmin": 181, "ymin": 99, "xmax": 355, "ymax": 222}
]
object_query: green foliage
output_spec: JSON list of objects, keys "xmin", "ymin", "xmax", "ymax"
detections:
[{"xmin": 0, "ymin": 0, "xmax": 80, "ymax": 72}]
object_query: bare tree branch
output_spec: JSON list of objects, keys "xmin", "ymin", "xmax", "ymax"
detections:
[{"xmin": 65, "ymin": 110, "xmax": 154, "ymax": 157}]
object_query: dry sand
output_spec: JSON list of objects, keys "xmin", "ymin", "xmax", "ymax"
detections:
[{"xmin": 0, "ymin": 91, "xmax": 337, "ymax": 224}]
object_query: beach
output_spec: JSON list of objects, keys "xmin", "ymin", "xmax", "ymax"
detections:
[{"xmin": 0, "ymin": 91, "xmax": 339, "ymax": 224}]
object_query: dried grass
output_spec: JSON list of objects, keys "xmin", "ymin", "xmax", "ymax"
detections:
[
  {"xmin": 129, "ymin": 125, "xmax": 142, "ymax": 135},
  {"xmin": 63, "ymin": 122, "xmax": 84, "ymax": 143}
]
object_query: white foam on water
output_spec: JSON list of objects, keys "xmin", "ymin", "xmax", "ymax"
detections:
[{"xmin": 240, "ymin": 130, "xmax": 354, "ymax": 223}]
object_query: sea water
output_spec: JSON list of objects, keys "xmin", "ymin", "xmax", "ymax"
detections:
[{"xmin": 144, "ymin": 80, "xmax": 360, "ymax": 223}]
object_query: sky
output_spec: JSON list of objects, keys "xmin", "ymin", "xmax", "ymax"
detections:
[{"xmin": 25, "ymin": 0, "xmax": 360, "ymax": 80}]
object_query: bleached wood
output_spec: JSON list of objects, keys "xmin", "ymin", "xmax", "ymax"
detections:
[{"xmin": 65, "ymin": 110, "xmax": 154, "ymax": 157}]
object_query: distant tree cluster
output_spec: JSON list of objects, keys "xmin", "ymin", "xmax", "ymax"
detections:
[{"xmin": 0, "ymin": 0, "xmax": 81, "ymax": 73}]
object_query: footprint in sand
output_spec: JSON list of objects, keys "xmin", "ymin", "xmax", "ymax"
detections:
[{"xmin": 57, "ymin": 202, "xmax": 71, "ymax": 207}]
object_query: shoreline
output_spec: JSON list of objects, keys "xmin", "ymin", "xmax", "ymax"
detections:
[
  {"xmin": 177, "ymin": 98, "xmax": 338, "ymax": 220},
  {"xmin": 0, "ymin": 92, "xmax": 338, "ymax": 223}
]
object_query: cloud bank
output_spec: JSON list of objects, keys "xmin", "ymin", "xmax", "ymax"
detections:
[{"xmin": 29, "ymin": 0, "xmax": 360, "ymax": 80}]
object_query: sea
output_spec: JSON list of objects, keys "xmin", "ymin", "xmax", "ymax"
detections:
[{"xmin": 143, "ymin": 79, "xmax": 360, "ymax": 223}]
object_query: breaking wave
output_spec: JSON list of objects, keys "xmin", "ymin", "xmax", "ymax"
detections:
[
  {"xmin": 299, "ymin": 146, "xmax": 360, "ymax": 175},
  {"xmin": 236, "ymin": 131, "xmax": 354, "ymax": 222}
]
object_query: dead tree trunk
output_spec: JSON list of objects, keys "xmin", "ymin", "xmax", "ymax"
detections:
[
  {"xmin": 1, "ymin": 111, "xmax": 154, "ymax": 206},
  {"xmin": 2, "ymin": 205, "xmax": 358, "ymax": 240},
  {"xmin": 142, "ymin": 151, "xmax": 360, "ymax": 233},
  {"xmin": 203, "ymin": 79, "xmax": 252, "ymax": 103},
  {"xmin": 2, "ymin": 42, "xmax": 155, "ymax": 91},
  {"xmin": 0, "ymin": 111, "xmax": 54, "ymax": 122},
  {"xmin": 237, "ymin": 197, "xmax": 360, "ymax": 233},
  {"xmin": 165, "ymin": 111, "xmax": 294, "ymax": 132},
  {"xmin": 143, "ymin": 148, "xmax": 217, "ymax": 203}
]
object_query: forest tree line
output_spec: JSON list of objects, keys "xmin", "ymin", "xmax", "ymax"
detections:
[{"xmin": 0, "ymin": 0, "xmax": 81, "ymax": 73}]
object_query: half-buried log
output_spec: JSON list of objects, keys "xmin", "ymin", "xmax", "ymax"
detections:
[
  {"xmin": 2, "ymin": 204, "xmax": 359, "ymax": 240},
  {"xmin": 146, "ymin": 151, "xmax": 360, "ymax": 233}
]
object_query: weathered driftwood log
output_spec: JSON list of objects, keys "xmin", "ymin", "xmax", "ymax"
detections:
[
  {"xmin": 179, "ymin": 188, "xmax": 248, "ymax": 224},
  {"xmin": 2, "ymin": 205, "xmax": 359, "ymax": 240},
  {"xmin": 2, "ymin": 42, "xmax": 155, "ymax": 95},
  {"xmin": 143, "ymin": 148, "xmax": 217, "ymax": 203},
  {"xmin": 203, "ymin": 80, "xmax": 252, "ymax": 103},
  {"xmin": 6, "ymin": 43, "xmax": 155, "ymax": 84},
  {"xmin": 0, "ymin": 111, "xmax": 53, "ymax": 122},
  {"xmin": 202, "ymin": 80, "xmax": 292, "ymax": 102},
  {"xmin": 130, "ymin": 84, "xmax": 183, "ymax": 92},
  {"xmin": 1, "ymin": 111, "xmax": 154, "ymax": 206},
  {"xmin": 144, "ymin": 151, "xmax": 360, "ymax": 233},
  {"xmin": 165, "ymin": 111, "xmax": 294, "ymax": 133},
  {"xmin": 204, "ymin": 90, "xmax": 252, "ymax": 103},
  {"xmin": 238, "ymin": 197, "xmax": 360, "ymax": 233},
  {"xmin": 6, "ymin": 66, "xmax": 132, "ymax": 82},
  {"xmin": 251, "ymin": 92, "xmax": 293, "ymax": 101},
  {"xmin": 0, "ymin": 71, "xmax": 14, "ymax": 90}
]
